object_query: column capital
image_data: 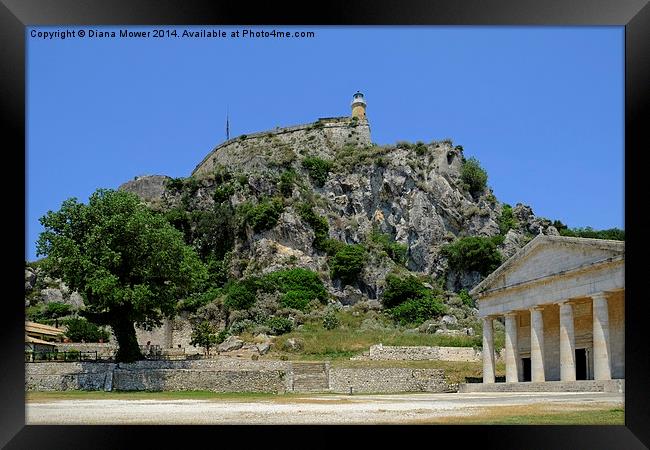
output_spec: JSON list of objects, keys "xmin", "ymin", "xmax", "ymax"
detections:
[
  {"xmin": 504, "ymin": 311, "xmax": 518, "ymax": 318},
  {"xmin": 591, "ymin": 292, "xmax": 609, "ymax": 302},
  {"xmin": 557, "ymin": 299, "xmax": 579, "ymax": 307},
  {"xmin": 530, "ymin": 305, "xmax": 545, "ymax": 312}
]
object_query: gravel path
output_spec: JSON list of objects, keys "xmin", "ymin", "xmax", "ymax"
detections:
[{"xmin": 26, "ymin": 392, "xmax": 623, "ymax": 425}]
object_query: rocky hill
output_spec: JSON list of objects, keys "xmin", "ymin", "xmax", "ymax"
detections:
[{"xmin": 117, "ymin": 116, "xmax": 558, "ymax": 306}]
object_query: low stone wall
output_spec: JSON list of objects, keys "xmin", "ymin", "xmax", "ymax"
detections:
[
  {"xmin": 357, "ymin": 344, "xmax": 481, "ymax": 362},
  {"xmin": 26, "ymin": 360, "xmax": 454, "ymax": 394},
  {"xmin": 329, "ymin": 368, "xmax": 449, "ymax": 394},
  {"xmin": 458, "ymin": 379, "xmax": 625, "ymax": 393},
  {"xmin": 54, "ymin": 343, "xmax": 117, "ymax": 359},
  {"xmin": 26, "ymin": 359, "xmax": 292, "ymax": 393}
]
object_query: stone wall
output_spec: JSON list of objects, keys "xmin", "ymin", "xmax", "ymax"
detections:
[
  {"xmin": 192, "ymin": 117, "xmax": 372, "ymax": 178},
  {"xmin": 459, "ymin": 379, "xmax": 624, "ymax": 393},
  {"xmin": 26, "ymin": 359, "xmax": 455, "ymax": 394},
  {"xmin": 54, "ymin": 343, "xmax": 117, "ymax": 359},
  {"xmin": 329, "ymin": 368, "xmax": 448, "ymax": 394},
  {"xmin": 26, "ymin": 359, "xmax": 292, "ymax": 393},
  {"xmin": 355, "ymin": 344, "xmax": 481, "ymax": 362}
]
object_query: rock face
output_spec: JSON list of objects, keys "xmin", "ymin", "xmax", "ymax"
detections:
[
  {"xmin": 118, "ymin": 175, "xmax": 171, "ymax": 205},
  {"xmin": 218, "ymin": 336, "xmax": 244, "ymax": 352}
]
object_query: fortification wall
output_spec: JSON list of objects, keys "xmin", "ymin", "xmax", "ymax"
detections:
[
  {"xmin": 354, "ymin": 344, "xmax": 481, "ymax": 362},
  {"xmin": 329, "ymin": 368, "xmax": 448, "ymax": 393},
  {"xmin": 192, "ymin": 117, "xmax": 371, "ymax": 178}
]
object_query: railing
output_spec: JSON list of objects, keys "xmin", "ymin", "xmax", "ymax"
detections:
[{"xmin": 25, "ymin": 350, "xmax": 98, "ymax": 362}]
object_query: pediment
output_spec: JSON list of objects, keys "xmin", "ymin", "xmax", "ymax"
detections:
[{"xmin": 470, "ymin": 235, "xmax": 624, "ymax": 296}]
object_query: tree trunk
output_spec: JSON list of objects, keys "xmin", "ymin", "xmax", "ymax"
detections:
[{"xmin": 110, "ymin": 319, "xmax": 143, "ymax": 363}]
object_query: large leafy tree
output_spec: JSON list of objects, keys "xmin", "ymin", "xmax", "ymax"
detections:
[{"xmin": 36, "ymin": 189, "xmax": 208, "ymax": 362}]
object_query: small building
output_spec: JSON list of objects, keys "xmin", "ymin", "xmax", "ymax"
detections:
[
  {"xmin": 25, "ymin": 321, "xmax": 65, "ymax": 345},
  {"xmin": 467, "ymin": 235, "xmax": 624, "ymax": 390},
  {"xmin": 350, "ymin": 91, "xmax": 367, "ymax": 120},
  {"xmin": 25, "ymin": 335, "xmax": 57, "ymax": 353}
]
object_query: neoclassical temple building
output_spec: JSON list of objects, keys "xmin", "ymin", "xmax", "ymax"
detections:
[{"xmin": 466, "ymin": 234, "xmax": 624, "ymax": 391}]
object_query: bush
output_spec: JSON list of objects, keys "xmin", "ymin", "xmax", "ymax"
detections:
[
  {"xmin": 297, "ymin": 203, "xmax": 331, "ymax": 251},
  {"xmin": 278, "ymin": 170, "xmax": 297, "ymax": 197},
  {"xmin": 414, "ymin": 141, "xmax": 427, "ymax": 156},
  {"xmin": 44, "ymin": 302, "xmax": 72, "ymax": 319},
  {"xmin": 261, "ymin": 268, "xmax": 328, "ymax": 304},
  {"xmin": 389, "ymin": 295, "xmax": 446, "ymax": 325},
  {"xmin": 280, "ymin": 290, "xmax": 314, "ymax": 311},
  {"xmin": 329, "ymin": 244, "xmax": 368, "ymax": 285},
  {"xmin": 458, "ymin": 289, "xmax": 475, "ymax": 307},
  {"xmin": 498, "ymin": 204, "xmax": 518, "ymax": 235},
  {"xmin": 213, "ymin": 183, "xmax": 235, "ymax": 203},
  {"xmin": 178, "ymin": 287, "xmax": 223, "ymax": 313},
  {"xmin": 559, "ymin": 226, "xmax": 624, "ymax": 241},
  {"xmin": 239, "ymin": 197, "xmax": 284, "ymax": 233},
  {"xmin": 63, "ymin": 317, "xmax": 110, "ymax": 343},
  {"xmin": 224, "ymin": 283, "xmax": 257, "ymax": 310},
  {"xmin": 322, "ymin": 310, "xmax": 340, "ymax": 330},
  {"xmin": 216, "ymin": 330, "xmax": 230, "ymax": 344},
  {"xmin": 382, "ymin": 274, "xmax": 432, "ymax": 309},
  {"xmin": 189, "ymin": 321, "xmax": 218, "ymax": 355},
  {"xmin": 368, "ymin": 227, "xmax": 408, "ymax": 265},
  {"xmin": 266, "ymin": 316, "xmax": 293, "ymax": 335},
  {"xmin": 302, "ymin": 157, "xmax": 332, "ymax": 187},
  {"xmin": 64, "ymin": 349, "xmax": 81, "ymax": 361},
  {"xmin": 440, "ymin": 236, "xmax": 503, "ymax": 276},
  {"xmin": 461, "ymin": 157, "xmax": 488, "ymax": 196}
]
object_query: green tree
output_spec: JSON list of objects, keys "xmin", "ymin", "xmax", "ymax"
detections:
[
  {"xmin": 37, "ymin": 189, "xmax": 208, "ymax": 362},
  {"xmin": 461, "ymin": 157, "xmax": 488, "ymax": 196},
  {"xmin": 441, "ymin": 236, "xmax": 503, "ymax": 276},
  {"xmin": 301, "ymin": 157, "xmax": 332, "ymax": 187},
  {"xmin": 498, "ymin": 204, "xmax": 518, "ymax": 235},
  {"xmin": 43, "ymin": 302, "xmax": 72, "ymax": 328},
  {"xmin": 330, "ymin": 244, "xmax": 368, "ymax": 285},
  {"xmin": 190, "ymin": 321, "xmax": 218, "ymax": 356},
  {"xmin": 63, "ymin": 317, "xmax": 110, "ymax": 343}
]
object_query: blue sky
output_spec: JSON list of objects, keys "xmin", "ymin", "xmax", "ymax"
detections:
[{"xmin": 26, "ymin": 26, "xmax": 624, "ymax": 261}]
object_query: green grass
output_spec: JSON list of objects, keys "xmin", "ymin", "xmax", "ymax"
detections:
[
  {"xmin": 433, "ymin": 407, "xmax": 625, "ymax": 425},
  {"xmin": 271, "ymin": 320, "xmax": 482, "ymax": 362},
  {"xmin": 26, "ymin": 390, "xmax": 304, "ymax": 402}
]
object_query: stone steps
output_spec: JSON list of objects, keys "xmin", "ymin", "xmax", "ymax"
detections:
[{"xmin": 291, "ymin": 362, "xmax": 329, "ymax": 392}]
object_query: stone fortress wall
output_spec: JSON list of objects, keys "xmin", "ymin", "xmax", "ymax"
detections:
[
  {"xmin": 192, "ymin": 117, "xmax": 372, "ymax": 178},
  {"xmin": 26, "ymin": 359, "xmax": 452, "ymax": 394},
  {"xmin": 351, "ymin": 344, "xmax": 481, "ymax": 362}
]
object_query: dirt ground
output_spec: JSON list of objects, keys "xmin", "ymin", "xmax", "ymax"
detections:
[{"xmin": 25, "ymin": 391, "xmax": 624, "ymax": 425}]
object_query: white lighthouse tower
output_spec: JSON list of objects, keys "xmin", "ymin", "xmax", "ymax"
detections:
[{"xmin": 351, "ymin": 91, "xmax": 367, "ymax": 120}]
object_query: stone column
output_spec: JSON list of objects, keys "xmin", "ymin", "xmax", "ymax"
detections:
[
  {"xmin": 559, "ymin": 301, "xmax": 576, "ymax": 381},
  {"xmin": 504, "ymin": 312, "xmax": 519, "ymax": 383},
  {"xmin": 592, "ymin": 293, "xmax": 612, "ymax": 380},
  {"xmin": 530, "ymin": 307, "xmax": 545, "ymax": 382},
  {"xmin": 482, "ymin": 316, "xmax": 495, "ymax": 383}
]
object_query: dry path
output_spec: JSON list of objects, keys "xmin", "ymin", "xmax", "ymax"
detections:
[{"xmin": 26, "ymin": 392, "xmax": 623, "ymax": 425}]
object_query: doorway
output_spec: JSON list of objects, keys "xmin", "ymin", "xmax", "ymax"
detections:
[
  {"xmin": 575, "ymin": 348, "xmax": 587, "ymax": 380},
  {"xmin": 522, "ymin": 357, "xmax": 531, "ymax": 382}
]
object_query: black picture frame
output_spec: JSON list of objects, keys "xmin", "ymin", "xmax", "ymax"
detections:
[{"xmin": 2, "ymin": 0, "xmax": 648, "ymax": 448}]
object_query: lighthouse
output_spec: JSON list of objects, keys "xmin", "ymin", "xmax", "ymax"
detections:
[{"xmin": 351, "ymin": 91, "xmax": 367, "ymax": 120}]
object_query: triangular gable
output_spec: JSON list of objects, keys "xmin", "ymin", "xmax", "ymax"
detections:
[{"xmin": 470, "ymin": 235, "xmax": 624, "ymax": 296}]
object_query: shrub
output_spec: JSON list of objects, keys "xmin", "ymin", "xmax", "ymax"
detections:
[
  {"xmin": 498, "ymin": 204, "xmax": 518, "ymax": 235},
  {"xmin": 302, "ymin": 157, "xmax": 332, "ymax": 187},
  {"xmin": 278, "ymin": 170, "xmax": 297, "ymax": 197},
  {"xmin": 189, "ymin": 321, "xmax": 218, "ymax": 355},
  {"xmin": 458, "ymin": 289, "xmax": 475, "ymax": 307},
  {"xmin": 329, "ymin": 244, "xmax": 368, "ymax": 285},
  {"xmin": 239, "ymin": 197, "xmax": 284, "ymax": 233},
  {"xmin": 322, "ymin": 310, "xmax": 340, "ymax": 330},
  {"xmin": 368, "ymin": 227, "xmax": 408, "ymax": 265},
  {"xmin": 559, "ymin": 226, "xmax": 625, "ymax": 241},
  {"xmin": 440, "ymin": 236, "xmax": 503, "ymax": 276},
  {"xmin": 224, "ymin": 282, "xmax": 257, "ymax": 310},
  {"xmin": 297, "ymin": 203, "xmax": 330, "ymax": 251},
  {"xmin": 213, "ymin": 183, "xmax": 235, "ymax": 203},
  {"xmin": 63, "ymin": 317, "xmax": 110, "ymax": 343},
  {"xmin": 280, "ymin": 290, "xmax": 314, "ymax": 311},
  {"xmin": 165, "ymin": 177, "xmax": 185, "ymax": 193},
  {"xmin": 389, "ymin": 295, "xmax": 446, "ymax": 325},
  {"xmin": 461, "ymin": 157, "xmax": 488, "ymax": 196},
  {"xmin": 381, "ymin": 274, "xmax": 440, "ymax": 309},
  {"xmin": 44, "ymin": 302, "xmax": 72, "ymax": 319},
  {"xmin": 261, "ymin": 268, "xmax": 328, "ymax": 304},
  {"xmin": 64, "ymin": 349, "xmax": 81, "ymax": 361},
  {"xmin": 266, "ymin": 316, "xmax": 293, "ymax": 335},
  {"xmin": 414, "ymin": 141, "xmax": 427, "ymax": 156},
  {"xmin": 178, "ymin": 287, "xmax": 223, "ymax": 313}
]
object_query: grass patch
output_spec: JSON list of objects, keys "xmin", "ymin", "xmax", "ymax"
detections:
[
  {"xmin": 418, "ymin": 406, "xmax": 624, "ymax": 425},
  {"xmin": 26, "ymin": 390, "xmax": 306, "ymax": 403}
]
